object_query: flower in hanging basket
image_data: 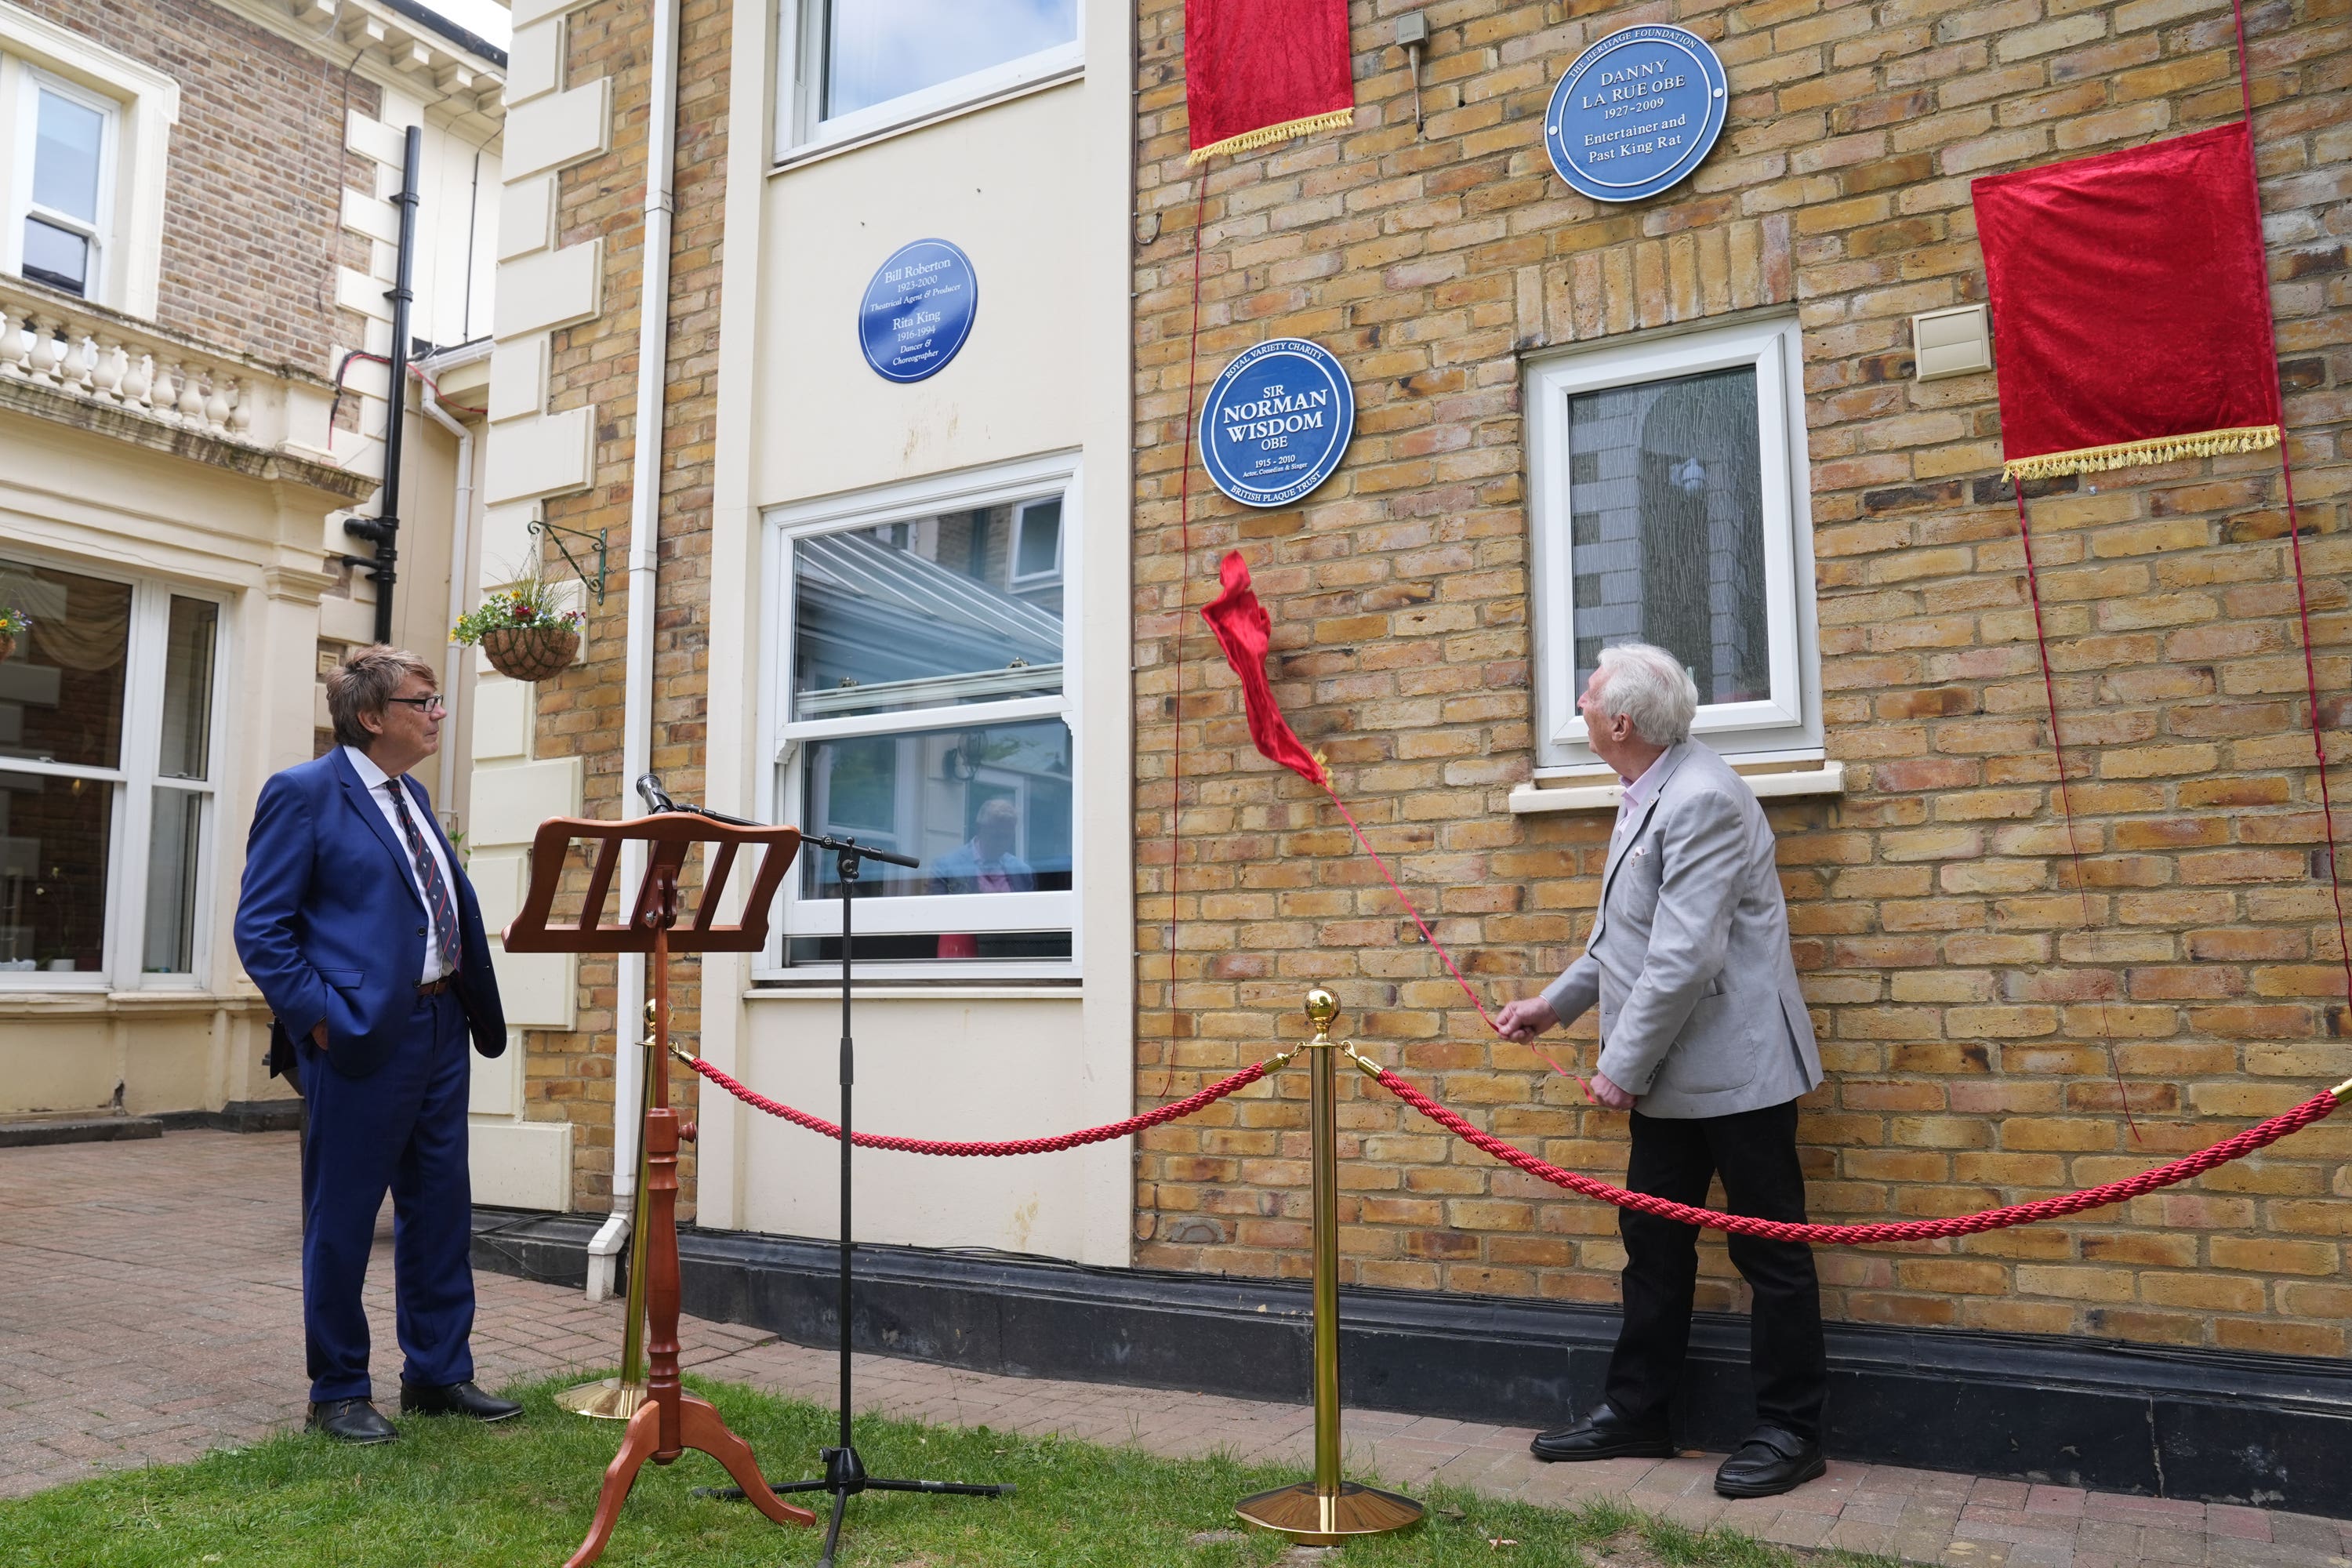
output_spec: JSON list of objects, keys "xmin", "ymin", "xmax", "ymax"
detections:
[
  {"xmin": 451, "ymin": 573, "xmax": 583, "ymax": 682},
  {"xmin": 0, "ymin": 604, "xmax": 27, "ymax": 665}
]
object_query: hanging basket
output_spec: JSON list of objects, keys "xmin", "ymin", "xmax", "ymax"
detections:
[
  {"xmin": 479, "ymin": 622, "xmax": 579, "ymax": 681},
  {"xmin": 0, "ymin": 632, "xmax": 14, "ymax": 664}
]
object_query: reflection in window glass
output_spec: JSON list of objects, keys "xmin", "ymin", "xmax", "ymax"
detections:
[
  {"xmin": 32, "ymin": 89, "xmax": 103, "ymax": 222},
  {"xmin": 823, "ymin": 0, "xmax": 1077, "ymax": 120},
  {"xmin": 0, "ymin": 771, "xmax": 111, "ymax": 972},
  {"xmin": 158, "ymin": 597, "xmax": 217, "ymax": 780},
  {"xmin": 21, "ymin": 217, "xmax": 88, "ymax": 296},
  {"xmin": 792, "ymin": 503, "xmax": 1063, "ymax": 720},
  {"xmin": 0, "ymin": 558, "xmax": 129, "ymax": 768},
  {"xmin": 1566, "ymin": 366, "xmax": 1768, "ymax": 707},
  {"xmin": 798, "ymin": 718, "xmax": 1073, "ymax": 902},
  {"xmin": 143, "ymin": 789, "xmax": 201, "ymax": 974}
]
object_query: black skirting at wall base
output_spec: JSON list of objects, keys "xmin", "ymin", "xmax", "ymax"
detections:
[
  {"xmin": 156, "ymin": 1099, "xmax": 304, "ymax": 1134},
  {"xmin": 471, "ymin": 1208, "xmax": 2352, "ymax": 1516}
]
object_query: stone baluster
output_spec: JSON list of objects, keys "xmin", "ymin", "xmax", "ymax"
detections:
[
  {"xmin": 120, "ymin": 346, "xmax": 154, "ymax": 412},
  {"xmin": 225, "ymin": 377, "xmax": 252, "ymax": 438},
  {"xmin": 89, "ymin": 332, "xmax": 125, "ymax": 402},
  {"xmin": 202, "ymin": 370, "xmax": 231, "ymax": 432},
  {"xmin": 25, "ymin": 316, "xmax": 58, "ymax": 386},
  {"xmin": 175, "ymin": 361, "xmax": 205, "ymax": 422},
  {"xmin": 0, "ymin": 306, "xmax": 20, "ymax": 379},
  {"xmin": 60, "ymin": 318, "xmax": 96, "ymax": 395}
]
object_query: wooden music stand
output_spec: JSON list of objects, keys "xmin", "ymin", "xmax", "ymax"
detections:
[{"xmin": 505, "ymin": 812, "xmax": 818, "ymax": 1567}]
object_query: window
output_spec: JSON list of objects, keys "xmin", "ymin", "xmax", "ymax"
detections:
[
  {"xmin": 779, "ymin": 0, "xmax": 1082, "ymax": 154},
  {"xmin": 0, "ymin": 555, "xmax": 223, "ymax": 988},
  {"xmin": 14, "ymin": 71, "xmax": 112, "ymax": 299},
  {"xmin": 766, "ymin": 456, "xmax": 1080, "ymax": 975},
  {"xmin": 1526, "ymin": 317, "xmax": 1820, "ymax": 771}
]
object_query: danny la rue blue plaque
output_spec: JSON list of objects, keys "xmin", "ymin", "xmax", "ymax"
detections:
[
  {"xmin": 1198, "ymin": 338, "xmax": 1355, "ymax": 509},
  {"xmin": 858, "ymin": 239, "xmax": 978, "ymax": 383},
  {"xmin": 1544, "ymin": 25, "xmax": 1729, "ymax": 203}
]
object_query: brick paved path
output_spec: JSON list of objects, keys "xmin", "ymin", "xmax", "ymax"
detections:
[{"xmin": 4, "ymin": 1131, "xmax": 2350, "ymax": 1568}]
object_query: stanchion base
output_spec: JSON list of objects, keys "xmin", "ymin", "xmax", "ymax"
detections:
[
  {"xmin": 555, "ymin": 1377, "xmax": 647, "ymax": 1421},
  {"xmin": 1236, "ymin": 1481, "xmax": 1425, "ymax": 1544}
]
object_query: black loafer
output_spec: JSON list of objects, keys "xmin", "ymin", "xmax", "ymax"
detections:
[
  {"xmin": 1714, "ymin": 1426, "xmax": 1825, "ymax": 1497},
  {"xmin": 1530, "ymin": 1403, "xmax": 1672, "ymax": 1462},
  {"xmin": 307, "ymin": 1398, "xmax": 397, "ymax": 1444},
  {"xmin": 399, "ymin": 1380, "xmax": 522, "ymax": 1422}
]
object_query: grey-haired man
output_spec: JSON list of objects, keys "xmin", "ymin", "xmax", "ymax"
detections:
[{"xmin": 1496, "ymin": 643, "xmax": 1828, "ymax": 1498}]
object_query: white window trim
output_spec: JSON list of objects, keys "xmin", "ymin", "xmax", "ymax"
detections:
[
  {"xmin": 1526, "ymin": 314, "xmax": 1821, "ymax": 774},
  {"xmin": 0, "ymin": 12, "xmax": 177, "ymax": 318},
  {"xmin": 10, "ymin": 65, "xmax": 116, "ymax": 303},
  {"xmin": 759, "ymin": 449, "xmax": 1083, "ymax": 982},
  {"xmin": 0, "ymin": 549, "xmax": 228, "ymax": 993},
  {"xmin": 773, "ymin": 0, "xmax": 1083, "ymax": 165}
]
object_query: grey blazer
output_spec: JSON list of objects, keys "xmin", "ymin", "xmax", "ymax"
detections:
[{"xmin": 1539, "ymin": 742, "xmax": 1823, "ymax": 1119}]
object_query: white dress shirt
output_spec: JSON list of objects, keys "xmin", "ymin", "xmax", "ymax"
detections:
[
  {"xmin": 1613, "ymin": 750, "xmax": 1668, "ymax": 838},
  {"xmin": 343, "ymin": 746, "xmax": 457, "ymax": 983}
]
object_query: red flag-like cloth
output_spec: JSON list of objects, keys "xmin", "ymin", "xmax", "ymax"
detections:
[
  {"xmin": 1184, "ymin": 0, "xmax": 1354, "ymax": 164},
  {"xmin": 1973, "ymin": 124, "xmax": 2281, "ymax": 482},
  {"xmin": 1200, "ymin": 551, "xmax": 1323, "ymax": 786}
]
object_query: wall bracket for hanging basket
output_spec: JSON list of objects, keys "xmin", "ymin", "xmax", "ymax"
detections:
[{"xmin": 529, "ymin": 519, "xmax": 608, "ymax": 604}]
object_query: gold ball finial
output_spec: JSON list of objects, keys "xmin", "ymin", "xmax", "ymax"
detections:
[{"xmin": 1305, "ymin": 989, "xmax": 1340, "ymax": 1033}]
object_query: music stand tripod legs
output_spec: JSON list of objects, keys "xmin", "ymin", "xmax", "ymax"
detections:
[{"xmin": 703, "ymin": 833, "xmax": 1010, "ymax": 1567}]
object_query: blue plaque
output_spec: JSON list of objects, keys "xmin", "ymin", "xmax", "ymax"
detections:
[
  {"xmin": 1197, "ymin": 338, "xmax": 1355, "ymax": 510},
  {"xmin": 858, "ymin": 239, "xmax": 978, "ymax": 383},
  {"xmin": 1544, "ymin": 25, "xmax": 1728, "ymax": 204}
]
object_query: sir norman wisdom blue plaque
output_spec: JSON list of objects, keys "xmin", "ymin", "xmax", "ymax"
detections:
[
  {"xmin": 1544, "ymin": 25, "xmax": 1729, "ymax": 204},
  {"xmin": 858, "ymin": 239, "xmax": 978, "ymax": 383},
  {"xmin": 1198, "ymin": 338, "xmax": 1355, "ymax": 509}
]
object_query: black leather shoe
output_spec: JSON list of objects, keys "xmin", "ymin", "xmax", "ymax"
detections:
[
  {"xmin": 399, "ymin": 1380, "xmax": 522, "ymax": 1422},
  {"xmin": 1530, "ymin": 1403, "xmax": 1672, "ymax": 1462},
  {"xmin": 307, "ymin": 1398, "xmax": 397, "ymax": 1445},
  {"xmin": 1714, "ymin": 1426, "xmax": 1826, "ymax": 1497}
]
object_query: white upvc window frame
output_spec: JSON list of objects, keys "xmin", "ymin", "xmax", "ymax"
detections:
[
  {"xmin": 0, "ymin": 16, "xmax": 177, "ymax": 318},
  {"xmin": 1526, "ymin": 314, "xmax": 1821, "ymax": 774},
  {"xmin": 9, "ymin": 64, "xmax": 115, "ymax": 303},
  {"xmin": 759, "ymin": 450, "xmax": 1083, "ymax": 982},
  {"xmin": 0, "ymin": 548, "xmax": 229, "ymax": 993},
  {"xmin": 772, "ymin": 0, "xmax": 1085, "ymax": 163}
]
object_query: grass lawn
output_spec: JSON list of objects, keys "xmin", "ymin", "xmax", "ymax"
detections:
[{"xmin": 0, "ymin": 1377, "xmax": 1896, "ymax": 1568}]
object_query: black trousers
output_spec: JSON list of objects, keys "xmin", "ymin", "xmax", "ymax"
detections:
[{"xmin": 1603, "ymin": 1099, "xmax": 1828, "ymax": 1441}]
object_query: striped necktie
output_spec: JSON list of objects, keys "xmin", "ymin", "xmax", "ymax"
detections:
[{"xmin": 385, "ymin": 780, "xmax": 461, "ymax": 975}]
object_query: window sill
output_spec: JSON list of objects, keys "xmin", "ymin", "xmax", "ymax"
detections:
[
  {"xmin": 1508, "ymin": 759, "xmax": 1845, "ymax": 815},
  {"xmin": 771, "ymin": 60, "xmax": 1083, "ymax": 176}
]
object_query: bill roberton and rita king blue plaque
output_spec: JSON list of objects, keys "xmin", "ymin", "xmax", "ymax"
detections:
[
  {"xmin": 858, "ymin": 238, "xmax": 978, "ymax": 383},
  {"xmin": 1544, "ymin": 25, "xmax": 1729, "ymax": 204},
  {"xmin": 1198, "ymin": 338, "xmax": 1356, "ymax": 509}
]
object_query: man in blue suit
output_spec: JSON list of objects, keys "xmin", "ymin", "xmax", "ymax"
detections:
[{"xmin": 234, "ymin": 646, "xmax": 521, "ymax": 1443}]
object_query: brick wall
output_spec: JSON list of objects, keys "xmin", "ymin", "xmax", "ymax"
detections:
[
  {"xmin": 522, "ymin": 0, "xmax": 733, "ymax": 1214},
  {"xmin": 22, "ymin": 0, "xmax": 376, "ymax": 372},
  {"xmin": 1132, "ymin": 0, "xmax": 2351, "ymax": 1354}
]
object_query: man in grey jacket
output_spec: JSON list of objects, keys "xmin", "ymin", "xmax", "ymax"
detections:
[{"xmin": 1496, "ymin": 643, "xmax": 1828, "ymax": 1499}]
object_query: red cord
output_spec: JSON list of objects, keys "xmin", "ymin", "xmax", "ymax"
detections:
[
  {"xmin": 2013, "ymin": 484, "xmax": 2139, "ymax": 1141},
  {"xmin": 1372, "ymin": 1065, "xmax": 2340, "ymax": 1246},
  {"xmin": 685, "ymin": 1052, "xmax": 1269, "ymax": 1156}
]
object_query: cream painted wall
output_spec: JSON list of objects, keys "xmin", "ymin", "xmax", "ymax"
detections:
[{"xmin": 691, "ymin": 0, "xmax": 1134, "ymax": 1267}]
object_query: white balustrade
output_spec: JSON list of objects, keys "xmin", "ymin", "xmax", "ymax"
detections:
[{"xmin": 0, "ymin": 281, "xmax": 319, "ymax": 452}]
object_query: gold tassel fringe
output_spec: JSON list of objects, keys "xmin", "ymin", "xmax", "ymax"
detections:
[
  {"xmin": 1188, "ymin": 107, "xmax": 1356, "ymax": 165},
  {"xmin": 2002, "ymin": 424, "xmax": 2279, "ymax": 481}
]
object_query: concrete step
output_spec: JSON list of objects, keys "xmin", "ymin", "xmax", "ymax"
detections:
[{"xmin": 0, "ymin": 1116, "xmax": 165, "ymax": 1149}]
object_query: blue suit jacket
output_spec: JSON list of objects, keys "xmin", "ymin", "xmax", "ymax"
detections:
[{"xmin": 234, "ymin": 750, "xmax": 506, "ymax": 1081}]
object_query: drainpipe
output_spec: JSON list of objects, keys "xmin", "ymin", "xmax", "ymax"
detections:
[
  {"xmin": 585, "ymin": 0, "xmax": 683, "ymax": 1304},
  {"xmin": 417, "ymin": 373, "xmax": 476, "ymax": 814},
  {"xmin": 345, "ymin": 125, "xmax": 423, "ymax": 643}
]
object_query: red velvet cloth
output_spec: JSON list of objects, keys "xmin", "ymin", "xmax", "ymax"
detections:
[
  {"xmin": 1200, "ymin": 551, "xmax": 1323, "ymax": 786},
  {"xmin": 1972, "ymin": 123, "xmax": 2281, "ymax": 474},
  {"xmin": 1184, "ymin": 0, "xmax": 1353, "ymax": 161}
]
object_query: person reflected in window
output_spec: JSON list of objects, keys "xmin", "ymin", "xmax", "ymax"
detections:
[{"xmin": 927, "ymin": 797, "xmax": 1035, "ymax": 895}]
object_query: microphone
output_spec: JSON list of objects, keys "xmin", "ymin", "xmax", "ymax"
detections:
[{"xmin": 637, "ymin": 774, "xmax": 677, "ymax": 814}]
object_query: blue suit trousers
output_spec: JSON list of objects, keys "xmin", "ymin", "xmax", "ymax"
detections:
[{"xmin": 298, "ymin": 987, "xmax": 476, "ymax": 1403}]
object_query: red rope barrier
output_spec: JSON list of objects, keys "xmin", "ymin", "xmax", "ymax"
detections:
[
  {"xmin": 1366, "ymin": 1063, "xmax": 2343, "ymax": 1247},
  {"xmin": 683, "ymin": 1051, "xmax": 1276, "ymax": 1156}
]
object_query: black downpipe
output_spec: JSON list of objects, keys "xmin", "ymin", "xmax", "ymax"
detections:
[{"xmin": 344, "ymin": 125, "xmax": 423, "ymax": 645}]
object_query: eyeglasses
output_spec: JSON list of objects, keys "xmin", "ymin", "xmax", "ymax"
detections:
[{"xmin": 385, "ymin": 695, "xmax": 447, "ymax": 716}]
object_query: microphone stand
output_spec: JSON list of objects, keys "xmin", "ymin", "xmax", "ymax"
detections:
[{"xmin": 637, "ymin": 779, "xmax": 1010, "ymax": 1566}]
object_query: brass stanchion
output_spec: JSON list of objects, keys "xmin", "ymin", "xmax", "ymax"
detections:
[
  {"xmin": 557, "ymin": 1004, "xmax": 659, "ymax": 1420},
  {"xmin": 1235, "ymin": 990, "xmax": 1425, "ymax": 1544}
]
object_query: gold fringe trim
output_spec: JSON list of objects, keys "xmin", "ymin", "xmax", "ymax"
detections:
[
  {"xmin": 1188, "ymin": 107, "xmax": 1356, "ymax": 165},
  {"xmin": 2002, "ymin": 424, "xmax": 2280, "ymax": 481}
]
